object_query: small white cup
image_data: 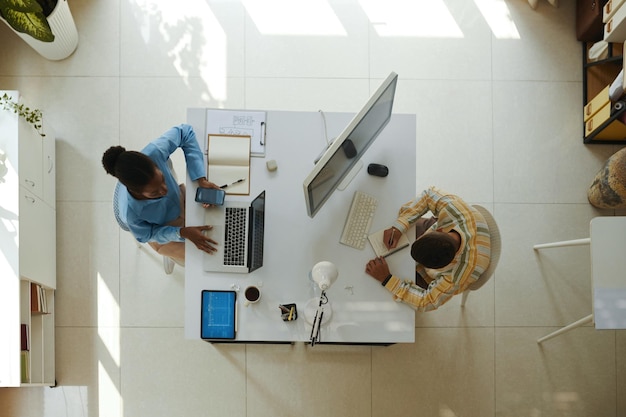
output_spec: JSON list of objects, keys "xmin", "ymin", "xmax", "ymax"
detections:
[{"xmin": 244, "ymin": 286, "xmax": 261, "ymax": 307}]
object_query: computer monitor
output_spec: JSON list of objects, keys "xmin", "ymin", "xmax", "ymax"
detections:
[{"xmin": 303, "ymin": 72, "xmax": 398, "ymax": 218}]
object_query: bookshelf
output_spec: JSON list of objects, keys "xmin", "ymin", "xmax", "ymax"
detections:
[
  {"xmin": 0, "ymin": 91, "xmax": 56, "ymax": 387},
  {"xmin": 19, "ymin": 282, "xmax": 55, "ymax": 385},
  {"xmin": 583, "ymin": 42, "xmax": 626, "ymax": 143}
]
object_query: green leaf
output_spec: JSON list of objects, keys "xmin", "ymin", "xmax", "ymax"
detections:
[
  {"xmin": 0, "ymin": 0, "xmax": 43, "ymax": 13},
  {"xmin": 2, "ymin": 7, "xmax": 54, "ymax": 42}
]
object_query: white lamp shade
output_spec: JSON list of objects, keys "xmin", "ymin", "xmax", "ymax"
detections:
[{"xmin": 311, "ymin": 261, "xmax": 338, "ymax": 290}]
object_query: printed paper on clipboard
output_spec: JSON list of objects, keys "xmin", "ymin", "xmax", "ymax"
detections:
[{"xmin": 205, "ymin": 109, "xmax": 267, "ymax": 157}]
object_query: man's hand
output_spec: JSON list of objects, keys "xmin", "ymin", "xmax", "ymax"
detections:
[
  {"xmin": 180, "ymin": 225, "xmax": 218, "ymax": 254},
  {"xmin": 383, "ymin": 227, "xmax": 401, "ymax": 249},
  {"xmin": 365, "ymin": 256, "xmax": 391, "ymax": 283}
]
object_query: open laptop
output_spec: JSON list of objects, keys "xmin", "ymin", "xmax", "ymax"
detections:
[{"xmin": 203, "ymin": 190, "xmax": 265, "ymax": 273}]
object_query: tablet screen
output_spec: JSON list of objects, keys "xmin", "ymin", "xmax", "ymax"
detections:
[{"xmin": 200, "ymin": 290, "xmax": 237, "ymax": 340}]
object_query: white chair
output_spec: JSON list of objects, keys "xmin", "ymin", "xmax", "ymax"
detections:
[
  {"xmin": 112, "ymin": 160, "xmax": 177, "ymax": 275},
  {"xmin": 461, "ymin": 205, "xmax": 501, "ymax": 307},
  {"xmin": 533, "ymin": 217, "xmax": 626, "ymax": 343}
]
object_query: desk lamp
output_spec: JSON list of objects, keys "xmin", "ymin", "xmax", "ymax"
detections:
[{"xmin": 307, "ymin": 261, "xmax": 338, "ymax": 346}]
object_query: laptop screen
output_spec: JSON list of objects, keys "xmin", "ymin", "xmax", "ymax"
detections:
[{"xmin": 247, "ymin": 191, "xmax": 266, "ymax": 273}]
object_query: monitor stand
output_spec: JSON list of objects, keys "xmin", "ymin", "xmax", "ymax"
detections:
[{"xmin": 337, "ymin": 160, "xmax": 363, "ymax": 191}]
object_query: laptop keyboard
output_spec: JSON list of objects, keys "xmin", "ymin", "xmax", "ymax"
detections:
[{"xmin": 224, "ymin": 207, "xmax": 247, "ymax": 266}]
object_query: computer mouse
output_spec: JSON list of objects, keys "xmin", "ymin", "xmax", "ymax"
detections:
[{"xmin": 367, "ymin": 163, "xmax": 388, "ymax": 177}]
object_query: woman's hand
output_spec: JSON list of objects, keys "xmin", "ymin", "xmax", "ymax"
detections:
[
  {"xmin": 197, "ymin": 177, "xmax": 220, "ymax": 190},
  {"xmin": 197, "ymin": 177, "xmax": 222, "ymax": 208},
  {"xmin": 180, "ymin": 225, "xmax": 218, "ymax": 254}
]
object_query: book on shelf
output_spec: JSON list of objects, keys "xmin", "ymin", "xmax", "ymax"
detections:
[
  {"xmin": 30, "ymin": 282, "xmax": 49, "ymax": 314},
  {"xmin": 20, "ymin": 351, "xmax": 29, "ymax": 383},
  {"xmin": 206, "ymin": 134, "xmax": 251, "ymax": 195},
  {"xmin": 21, "ymin": 324, "xmax": 29, "ymax": 351},
  {"xmin": 368, "ymin": 227, "xmax": 410, "ymax": 258}
]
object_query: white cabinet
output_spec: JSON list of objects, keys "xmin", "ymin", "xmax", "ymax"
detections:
[{"xmin": 0, "ymin": 91, "xmax": 56, "ymax": 387}]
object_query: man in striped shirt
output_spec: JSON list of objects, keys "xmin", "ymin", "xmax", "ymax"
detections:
[{"xmin": 365, "ymin": 187, "xmax": 491, "ymax": 312}]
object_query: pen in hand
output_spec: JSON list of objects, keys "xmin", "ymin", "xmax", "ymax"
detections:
[
  {"xmin": 220, "ymin": 178, "xmax": 245, "ymax": 189},
  {"xmin": 387, "ymin": 228, "xmax": 395, "ymax": 248}
]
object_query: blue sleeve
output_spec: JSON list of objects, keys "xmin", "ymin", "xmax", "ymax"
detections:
[
  {"xmin": 129, "ymin": 218, "xmax": 183, "ymax": 244},
  {"xmin": 143, "ymin": 124, "xmax": 206, "ymax": 180}
]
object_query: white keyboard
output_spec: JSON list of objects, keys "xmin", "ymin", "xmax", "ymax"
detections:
[{"xmin": 340, "ymin": 191, "xmax": 378, "ymax": 250}]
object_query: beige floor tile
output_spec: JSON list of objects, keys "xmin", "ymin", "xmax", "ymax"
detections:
[
  {"xmin": 119, "ymin": 233, "xmax": 186, "ymax": 327},
  {"xmin": 493, "ymin": 80, "xmax": 615, "ymax": 204},
  {"xmin": 617, "ymin": 331, "xmax": 626, "ymax": 415},
  {"xmin": 120, "ymin": 328, "xmax": 246, "ymax": 417},
  {"xmin": 56, "ymin": 202, "xmax": 120, "ymax": 328},
  {"xmin": 496, "ymin": 327, "xmax": 616, "ymax": 416},
  {"xmin": 120, "ymin": 0, "xmax": 245, "ymax": 78},
  {"xmin": 369, "ymin": 0, "xmax": 492, "ymax": 80},
  {"xmin": 493, "ymin": 1, "xmax": 579, "ymax": 82},
  {"xmin": 246, "ymin": 344, "xmax": 372, "ymax": 417},
  {"xmin": 119, "ymin": 76, "xmax": 245, "ymax": 149},
  {"xmin": 399, "ymin": 79, "xmax": 494, "ymax": 203},
  {"xmin": 414, "ymin": 276, "xmax": 495, "ymax": 328},
  {"xmin": 0, "ymin": 388, "xmax": 45, "ymax": 417},
  {"xmin": 244, "ymin": 2, "xmax": 369, "ymax": 79},
  {"xmin": 372, "ymin": 327, "xmax": 495, "ymax": 417}
]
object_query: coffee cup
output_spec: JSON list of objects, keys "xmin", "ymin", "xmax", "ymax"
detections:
[{"xmin": 244, "ymin": 286, "xmax": 261, "ymax": 306}]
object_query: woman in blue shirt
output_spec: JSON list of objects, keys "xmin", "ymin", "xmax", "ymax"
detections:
[{"xmin": 102, "ymin": 124, "xmax": 219, "ymax": 264}]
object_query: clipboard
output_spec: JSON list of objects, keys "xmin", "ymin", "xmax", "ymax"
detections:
[
  {"xmin": 205, "ymin": 109, "xmax": 267, "ymax": 157},
  {"xmin": 200, "ymin": 290, "xmax": 237, "ymax": 340}
]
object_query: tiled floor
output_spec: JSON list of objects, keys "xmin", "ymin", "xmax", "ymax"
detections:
[{"xmin": 1, "ymin": 0, "xmax": 625, "ymax": 416}]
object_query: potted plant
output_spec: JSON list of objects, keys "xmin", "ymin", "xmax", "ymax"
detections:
[{"xmin": 0, "ymin": 0, "xmax": 78, "ymax": 61}]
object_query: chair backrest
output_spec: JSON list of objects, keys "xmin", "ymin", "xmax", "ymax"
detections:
[
  {"xmin": 468, "ymin": 205, "xmax": 501, "ymax": 291},
  {"xmin": 113, "ymin": 182, "xmax": 130, "ymax": 232}
]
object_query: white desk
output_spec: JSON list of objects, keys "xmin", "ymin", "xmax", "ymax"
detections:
[
  {"xmin": 535, "ymin": 216, "xmax": 626, "ymax": 343},
  {"xmin": 184, "ymin": 109, "xmax": 417, "ymax": 344}
]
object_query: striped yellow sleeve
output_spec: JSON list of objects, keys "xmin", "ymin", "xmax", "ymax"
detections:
[
  {"xmin": 392, "ymin": 186, "xmax": 446, "ymax": 233},
  {"xmin": 383, "ymin": 275, "xmax": 462, "ymax": 312}
]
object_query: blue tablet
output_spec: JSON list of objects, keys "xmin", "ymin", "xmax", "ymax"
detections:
[{"xmin": 200, "ymin": 290, "xmax": 237, "ymax": 340}]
